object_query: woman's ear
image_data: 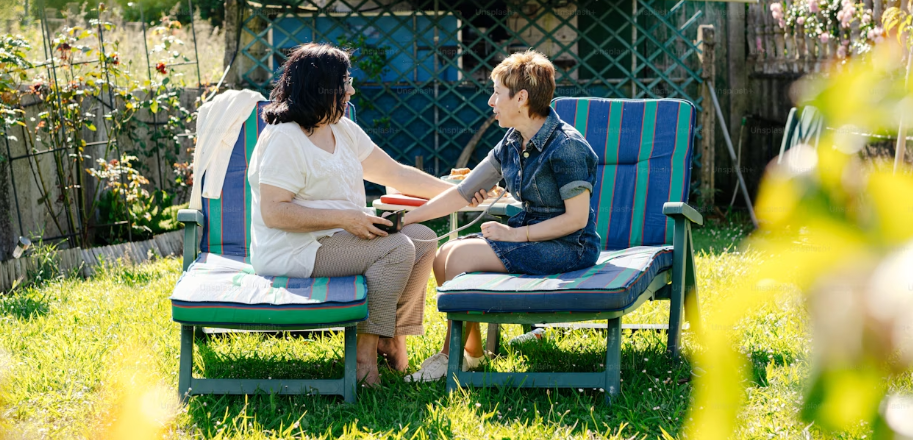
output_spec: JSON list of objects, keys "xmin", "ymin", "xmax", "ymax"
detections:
[
  {"xmin": 516, "ymin": 89, "xmax": 529, "ymax": 114},
  {"xmin": 516, "ymin": 89, "xmax": 527, "ymax": 105}
]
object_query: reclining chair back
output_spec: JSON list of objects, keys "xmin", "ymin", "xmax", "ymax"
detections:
[{"xmin": 552, "ymin": 98, "xmax": 696, "ymax": 250}]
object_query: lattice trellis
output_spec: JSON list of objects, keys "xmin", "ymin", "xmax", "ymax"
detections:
[{"xmin": 240, "ymin": 0, "xmax": 709, "ymax": 185}]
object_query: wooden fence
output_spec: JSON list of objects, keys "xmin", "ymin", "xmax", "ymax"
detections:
[
  {"xmin": 0, "ymin": 230, "xmax": 183, "ymax": 293},
  {"xmin": 748, "ymin": 0, "xmax": 887, "ymax": 75}
]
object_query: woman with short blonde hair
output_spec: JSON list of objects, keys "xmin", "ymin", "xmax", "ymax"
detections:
[{"xmin": 403, "ymin": 50, "xmax": 602, "ymax": 382}]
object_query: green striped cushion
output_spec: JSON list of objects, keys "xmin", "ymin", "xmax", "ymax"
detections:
[
  {"xmin": 437, "ymin": 246, "xmax": 673, "ymax": 313},
  {"xmin": 171, "ymin": 253, "xmax": 368, "ymax": 327}
]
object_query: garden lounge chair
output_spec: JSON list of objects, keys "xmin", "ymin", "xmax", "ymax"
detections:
[
  {"xmin": 777, "ymin": 105, "xmax": 823, "ymax": 164},
  {"xmin": 170, "ymin": 102, "xmax": 366, "ymax": 403},
  {"xmin": 437, "ymin": 97, "xmax": 703, "ymax": 404}
]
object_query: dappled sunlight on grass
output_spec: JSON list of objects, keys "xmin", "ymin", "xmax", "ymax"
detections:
[{"xmin": 0, "ymin": 217, "xmax": 910, "ymax": 438}]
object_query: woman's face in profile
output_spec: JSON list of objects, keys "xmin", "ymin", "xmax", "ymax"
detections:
[
  {"xmin": 342, "ymin": 71, "xmax": 355, "ymax": 105},
  {"xmin": 488, "ymin": 81, "xmax": 526, "ymax": 128}
]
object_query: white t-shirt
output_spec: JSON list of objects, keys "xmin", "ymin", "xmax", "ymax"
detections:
[{"xmin": 248, "ymin": 117, "xmax": 375, "ymax": 278}]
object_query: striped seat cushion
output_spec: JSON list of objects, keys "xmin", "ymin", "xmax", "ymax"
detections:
[
  {"xmin": 552, "ymin": 98, "xmax": 696, "ymax": 250},
  {"xmin": 436, "ymin": 246, "xmax": 672, "ymax": 313},
  {"xmin": 170, "ymin": 253, "xmax": 368, "ymax": 327}
]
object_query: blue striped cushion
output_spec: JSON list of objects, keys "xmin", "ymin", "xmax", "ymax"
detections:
[
  {"xmin": 200, "ymin": 102, "xmax": 356, "ymax": 256},
  {"xmin": 171, "ymin": 253, "xmax": 368, "ymax": 326},
  {"xmin": 552, "ymin": 98, "xmax": 696, "ymax": 250},
  {"xmin": 436, "ymin": 246, "xmax": 672, "ymax": 313}
]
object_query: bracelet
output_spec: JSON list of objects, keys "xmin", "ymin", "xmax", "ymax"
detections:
[{"xmin": 526, "ymin": 225, "xmax": 531, "ymax": 242}]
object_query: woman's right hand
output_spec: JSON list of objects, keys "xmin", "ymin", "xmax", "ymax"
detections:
[
  {"xmin": 467, "ymin": 189, "xmax": 488, "ymax": 208},
  {"xmin": 341, "ymin": 210, "xmax": 392, "ymax": 240}
]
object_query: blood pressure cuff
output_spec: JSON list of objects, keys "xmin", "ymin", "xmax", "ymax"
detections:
[{"xmin": 456, "ymin": 156, "xmax": 503, "ymax": 202}]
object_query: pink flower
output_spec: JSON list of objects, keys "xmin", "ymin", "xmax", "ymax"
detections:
[
  {"xmin": 797, "ymin": 16, "xmax": 806, "ymax": 25},
  {"xmin": 868, "ymin": 26, "xmax": 885, "ymax": 43},
  {"xmin": 808, "ymin": 0, "xmax": 819, "ymax": 13},
  {"xmin": 836, "ymin": 45, "xmax": 847, "ymax": 58},
  {"xmin": 838, "ymin": 5, "xmax": 854, "ymax": 28},
  {"xmin": 819, "ymin": 33, "xmax": 830, "ymax": 43},
  {"xmin": 779, "ymin": 19, "xmax": 787, "ymax": 28},
  {"xmin": 770, "ymin": 3, "xmax": 784, "ymax": 21}
]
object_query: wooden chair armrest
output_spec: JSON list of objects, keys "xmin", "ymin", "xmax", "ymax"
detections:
[
  {"xmin": 662, "ymin": 202, "xmax": 703, "ymax": 226},
  {"xmin": 178, "ymin": 209, "xmax": 203, "ymax": 271}
]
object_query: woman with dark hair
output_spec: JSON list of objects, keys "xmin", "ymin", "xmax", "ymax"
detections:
[{"xmin": 248, "ymin": 43, "xmax": 486, "ymax": 386}]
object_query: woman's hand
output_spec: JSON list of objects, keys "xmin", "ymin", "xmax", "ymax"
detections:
[
  {"xmin": 341, "ymin": 210, "xmax": 392, "ymax": 240},
  {"xmin": 467, "ymin": 189, "xmax": 488, "ymax": 208},
  {"xmin": 480, "ymin": 221, "xmax": 525, "ymax": 242}
]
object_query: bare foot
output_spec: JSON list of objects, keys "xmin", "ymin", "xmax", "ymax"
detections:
[
  {"xmin": 376, "ymin": 337, "xmax": 409, "ymax": 372},
  {"xmin": 377, "ymin": 338, "xmax": 395, "ymax": 357},
  {"xmin": 356, "ymin": 363, "xmax": 381, "ymax": 387}
]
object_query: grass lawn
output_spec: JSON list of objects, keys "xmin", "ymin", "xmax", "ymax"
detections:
[{"xmin": 0, "ymin": 215, "xmax": 908, "ymax": 439}]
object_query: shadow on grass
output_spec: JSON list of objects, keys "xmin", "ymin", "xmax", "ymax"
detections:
[
  {"xmin": 183, "ymin": 329, "xmax": 693, "ymax": 438},
  {"xmin": 0, "ymin": 292, "xmax": 49, "ymax": 319},
  {"xmin": 748, "ymin": 349, "xmax": 797, "ymax": 387},
  {"xmin": 194, "ymin": 334, "xmax": 345, "ymax": 381}
]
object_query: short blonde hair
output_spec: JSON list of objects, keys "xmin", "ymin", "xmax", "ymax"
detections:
[{"xmin": 491, "ymin": 50, "xmax": 556, "ymax": 118}]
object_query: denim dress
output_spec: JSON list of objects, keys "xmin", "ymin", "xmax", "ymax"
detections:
[{"xmin": 469, "ymin": 107, "xmax": 601, "ymax": 275}]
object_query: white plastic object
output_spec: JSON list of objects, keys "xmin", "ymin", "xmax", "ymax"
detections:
[{"xmin": 508, "ymin": 328, "xmax": 545, "ymax": 345}]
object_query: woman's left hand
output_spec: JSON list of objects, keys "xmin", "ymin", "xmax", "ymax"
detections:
[{"xmin": 480, "ymin": 221, "xmax": 524, "ymax": 242}]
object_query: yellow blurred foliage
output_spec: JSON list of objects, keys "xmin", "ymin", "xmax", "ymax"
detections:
[
  {"xmin": 686, "ymin": 41, "xmax": 913, "ymax": 439},
  {"xmin": 93, "ymin": 341, "xmax": 179, "ymax": 440}
]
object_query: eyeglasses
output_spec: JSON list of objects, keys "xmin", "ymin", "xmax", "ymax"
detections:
[{"xmin": 343, "ymin": 76, "xmax": 354, "ymax": 87}]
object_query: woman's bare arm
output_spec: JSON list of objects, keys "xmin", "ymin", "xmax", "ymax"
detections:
[
  {"xmin": 401, "ymin": 185, "xmax": 481, "ymax": 225},
  {"xmin": 361, "ymin": 145, "xmax": 453, "ymax": 199}
]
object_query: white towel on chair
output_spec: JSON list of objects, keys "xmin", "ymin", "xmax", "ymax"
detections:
[{"xmin": 190, "ymin": 89, "xmax": 266, "ymax": 210}]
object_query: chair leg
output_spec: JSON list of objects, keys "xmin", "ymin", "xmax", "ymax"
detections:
[
  {"xmin": 446, "ymin": 320, "xmax": 464, "ymax": 393},
  {"xmin": 604, "ymin": 318, "xmax": 621, "ymax": 405},
  {"xmin": 667, "ymin": 220, "xmax": 687, "ymax": 358},
  {"xmin": 178, "ymin": 325, "xmax": 194, "ymax": 403},
  {"xmin": 486, "ymin": 323, "xmax": 500, "ymax": 356},
  {"xmin": 684, "ymin": 233, "xmax": 702, "ymax": 334},
  {"xmin": 667, "ymin": 287, "xmax": 684, "ymax": 358},
  {"xmin": 343, "ymin": 326, "xmax": 357, "ymax": 403}
]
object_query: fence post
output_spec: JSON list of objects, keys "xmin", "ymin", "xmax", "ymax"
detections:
[
  {"xmin": 698, "ymin": 25, "xmax": 716, "ymax": 208},
  {"xmin": 0, "ymin": 158, "xmax": 11, "ymax": 259},
  {"xmin": 746, "ymin": 4, "xmax": 758, "ymax": 72},
  {"xmin": 728, "ymin": 2, "xmax": 749, "ymax": 171},
  {"xmin": 223, "ymin": 0, "xmax": 242, "ymax": 88}
]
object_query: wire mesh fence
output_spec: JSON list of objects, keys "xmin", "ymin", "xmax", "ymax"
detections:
[
  {"xmin": 0, "ymin": 1, "xmax": 207, "ymax": 253},
  {"xmin": 237, "ymin": 0, "xmax": 716, "ymax": 182}
]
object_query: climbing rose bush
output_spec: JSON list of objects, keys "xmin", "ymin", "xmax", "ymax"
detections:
[{"xmin": 770, "ymin": 0, "xmax": 884, "ymax": 58}]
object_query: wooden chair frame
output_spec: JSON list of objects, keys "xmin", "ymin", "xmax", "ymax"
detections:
[{"xmin": 445, "ymin": 202, "xmax": 702, "ymax": 404}]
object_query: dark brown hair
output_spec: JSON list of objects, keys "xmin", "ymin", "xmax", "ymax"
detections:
[{"xmin": 262, "ymin": 43, "xmax": 351, "ymax": 133}]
